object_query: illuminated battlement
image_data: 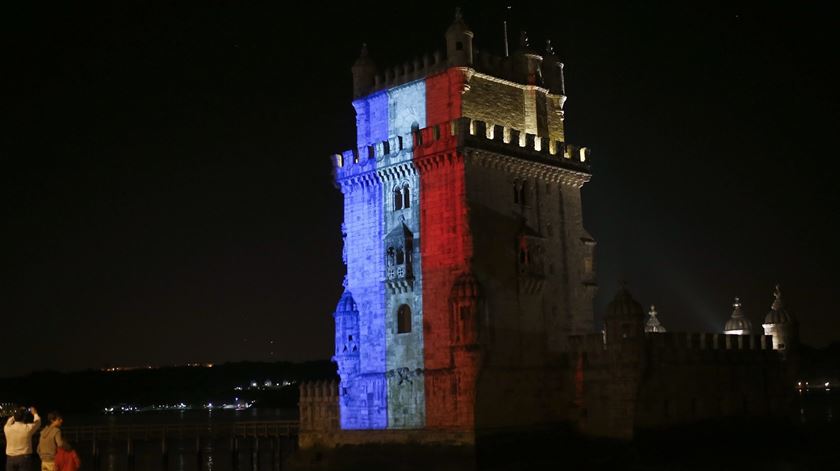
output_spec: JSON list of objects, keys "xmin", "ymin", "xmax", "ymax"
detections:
[
  {"xmin": 358, "ymin": 47, "xmax": 567, "ymax": 100},
  {"xmin": 332, "ymin": 117, "xmax": 589, "ymax": 183},
  {"xmin": 368, "ymin": 51, "xmax": 447, "ymax": 96}
]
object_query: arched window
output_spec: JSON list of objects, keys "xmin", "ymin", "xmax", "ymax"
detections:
[
  {"xmin": 397, "ymin": 305, "xmax": 412, "ymax": 333},
  {"xmin": 402, "ymin": 184, "xmax": 410, "ymax": 209},
  {"xmin": 393, "ymin": 188, "xmax": 403, "ymax": 210},
  {"xmin": 518, "ymin": 181, "xmax": 527, "ymax": 205},
  {"xmin": 396, "ymin": 249, "xmax": 405, "ymax": 265}
]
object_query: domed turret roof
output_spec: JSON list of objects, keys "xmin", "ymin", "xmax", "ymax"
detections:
[
  {"xmin": 335, "ymin": 289, "xmax": 358, "ymax": 314},
  {"xmin": 450, "ymin": 272, "xmax": 480, "ymax": 301},
  {"xmin": 764, "ymin": 284, "xmax": 793, "ymax": 325},
  {"xmin": 605, "ymin": 286, "xmax": 645, "ymax": 320},
  {"xmin": 645, "ymin": 305, "xmax": 667, "ymax": 333},
  {"xmin": 724, "ymin": 297, "xmax": 752, "ymax": 333}
]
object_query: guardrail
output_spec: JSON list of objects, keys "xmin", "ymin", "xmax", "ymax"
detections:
[{"xmin": 1, "ymin": 420, "xmax": 300, "ymax": 470}]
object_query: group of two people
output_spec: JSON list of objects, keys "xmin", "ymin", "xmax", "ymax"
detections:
[{"xmin": 4, "ymin": 406, "xmax": 80, "ymax": 471}]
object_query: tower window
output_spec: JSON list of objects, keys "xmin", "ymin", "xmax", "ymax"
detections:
[
  {"xmin": 455, "ymin": 41, "xmax": 463, "ymax": 51},
  {"xmin": 393, "ymin": 188, "xmax": 403, "ymax": 210},
  {"xmin": 396, "ymin": 249, "xmax": 405, "ymax": 265},
  {"xmin": 397, "ymin": 304, "xmax": 412, "ymax": 333},
  {"xmin": 403, "ymin": 184, "xmax": 410, "ymax": 209},
  {"xmin": 514, "ymin": 180, "xmax": 527, "ymax": 205}
]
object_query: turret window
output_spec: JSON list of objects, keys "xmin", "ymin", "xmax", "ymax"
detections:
[
  {"xmin": 394, "ymin": 188, "xmax": 403, "ymax": 210},
  {"xmin": 397, "ymin": 304, "xmax": 412, "ymax": 334},
  {"xmin": 393, "ymin": 183, "xmax": 411, "ymax": 211}
]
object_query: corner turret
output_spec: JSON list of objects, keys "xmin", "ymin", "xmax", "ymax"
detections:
[
  {"xmin": 512, "ymin": 30, "xmax": 543, "ymax": 86},
  {"xmin": 332, "ymin": 283, "xmax": 361, "ymax": 381},
  {"xmin": 352, "ymin": 44, "xmax": 377, "ymax": 99},
  {"xmin": 604, "ymin": 286, "xmax": 645, "ymax": 345},
  {"xmin": 762, "ymin": 284, "xmax": 798, "ymax": 351},
  {"xmin": 541, "ymin": 39, "xmax": 567, "ymax": 103},
  {"xmin": 445, "ymin": 8, "xmax": 474, "ymax": 67}
]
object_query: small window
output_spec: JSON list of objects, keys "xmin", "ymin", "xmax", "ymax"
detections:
[
  {"xmin": 397, "ymin": 305, "xmax": 412, "ymax": 333},
  {"xmin": 394, "ymin": 188, "xmax": 403, "ymax": 210},
  {"xmin": 396, "ymin": 249, "xmax": 405, "ymax": 265},
  {"xmin": 403, "ymin": 185, "xmax": 410, "ymax": 209},
  {"xmin": 514, "ymin": 180, "xmax": 527, "ymax": 205},
  {"xmin": 455, "ymin": 41, "xmax": 463, "ymax": 51}
]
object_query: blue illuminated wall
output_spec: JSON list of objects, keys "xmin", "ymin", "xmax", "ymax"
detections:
[{"xmin": 335, "ymin": 79, "xmax": 428, "ymax": 429}]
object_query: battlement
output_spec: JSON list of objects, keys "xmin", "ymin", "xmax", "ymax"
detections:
[
  {"xmin": 358, "ymin": 48, "xmax": 566, "ymax": 99},
  {"xmin": 567, "ymin": 332, "xmax": 780, "ymax": 362},
  {"xmin": 299, "ymin": 379, "xmax": 339, "ymax": 432},
  {"xmin": 645, "ymin": 332, "xmax": 774, "ymax": 352},
  {"xmin": 368, "ymin": 51, "xmax": 448, "ymax": 96},
  {"xmin": 332, "ymin": 117, "xmax": 589, "ymax": 180}
]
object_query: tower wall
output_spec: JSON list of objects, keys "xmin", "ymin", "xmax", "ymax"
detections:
[
  {"xmin": 340, "ymin": 180, "xmax": 388, "ymax": 429},
  {"xmin": 462, "ymin": 74, "xmax": 565, "ymax": 143}
]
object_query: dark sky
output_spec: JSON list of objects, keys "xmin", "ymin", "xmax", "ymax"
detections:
[{"xmin": 3, "ymin": 1, "xmax": 836, "ymax": 377}]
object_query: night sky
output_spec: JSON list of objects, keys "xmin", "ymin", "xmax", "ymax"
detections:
[{"xmin": 4, "ymin": 2, "xmax": 836, "ymax": 377}]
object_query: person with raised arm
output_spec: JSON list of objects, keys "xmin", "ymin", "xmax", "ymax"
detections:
[{"xmin": 4, "ymin": 406, "xmax": 41, "ymax": 471}]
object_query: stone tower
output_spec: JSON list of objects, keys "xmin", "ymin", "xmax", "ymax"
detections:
[{"xmin": 331, "ymin": 11, "xmax": 594, "ymax": 433}]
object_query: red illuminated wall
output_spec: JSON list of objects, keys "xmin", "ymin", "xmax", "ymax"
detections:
[{"xmin": 416, "ymin": 69, "xmax": 479, "ymax": 429}]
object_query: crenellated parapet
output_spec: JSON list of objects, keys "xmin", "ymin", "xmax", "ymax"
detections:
[
  {"xmin": 299, "ymin": 379, "xmax": 340, "ymax": 432},
  {"xmin": 569, "ymin": 331, "xmax": 785, "ymax": 370},
  {"xmin": 646, "ymin": 332, "xmax": 774, "ymax": 352},
  {"xmin": 355, "ymin": 49, "xmax": 567, "ymax": 100},
  {"xmin": 366, "ymin": 51, "xmax": 448, "ymax": 97},
  {"xmin": 332, "ymin": 117, "xmax": 590, "ymax": 190}
]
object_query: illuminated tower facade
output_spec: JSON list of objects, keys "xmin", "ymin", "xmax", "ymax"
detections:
[{"xmin": 331, "ymin": 12, "xmax": 594, "ymax": 432}]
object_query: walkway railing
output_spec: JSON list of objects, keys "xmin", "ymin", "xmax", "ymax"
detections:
[{"xmin": 61, "ymin": 419, "xmax": 299, "ymax": 442}]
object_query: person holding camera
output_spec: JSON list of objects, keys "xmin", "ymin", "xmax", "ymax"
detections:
[
  {"xmin": 36, "ymin": 412, "xmax": 64, "ymax": 471},
  {"xmin": 4, "ymin": 406, "xmax": 41, "ymax": 471}
]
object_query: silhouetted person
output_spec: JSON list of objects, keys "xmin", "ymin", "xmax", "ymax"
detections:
[
  {"xmin": 37, "ymin": 412, "xmax": 64, "ymax": 471},
  {"xmin": 4, "ymin": 406, "xmax": 41, "ymax": 471}
]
